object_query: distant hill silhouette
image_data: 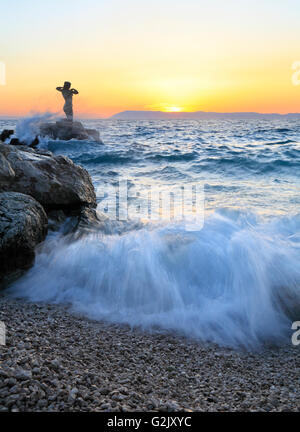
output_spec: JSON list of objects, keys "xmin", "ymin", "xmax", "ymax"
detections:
[{"xmin": 111, "ymin": 110, "xmax": 300, "ymax": 120}]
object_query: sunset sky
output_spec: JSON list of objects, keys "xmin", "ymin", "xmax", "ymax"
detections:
[{"xmin": 1, "ymin": 0, "xmax": 300, "ymax": 117}]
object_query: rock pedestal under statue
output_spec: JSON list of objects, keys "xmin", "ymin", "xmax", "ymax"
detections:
[{"xmin": 39, "ymin": 119, "xmax": 101, "ymax": 142}]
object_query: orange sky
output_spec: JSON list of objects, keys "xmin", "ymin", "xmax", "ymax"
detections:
[{"xmin": 1, "ymin": 0, "xmax": 300, "ymax": 118}]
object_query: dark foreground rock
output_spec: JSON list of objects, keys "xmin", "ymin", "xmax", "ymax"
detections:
[
  {"xmin": 0, "ymin": 139, "xmax": 99, "ymax": 284},
  {"xmin": 0, "ymin": 297, "xmax": 299, "ymax": 412},
  {"xmin": 0, "ymin": 130, "xmax": 14, "ymax": 142},
  {"xmin": 1, "ymin": 130, "xmax": 39, "ymax": 148},
  {"xmin": 0, "ymin": 193, "xmax": 48, "ymax": 286},
  {"xmin": 0, "ymin": 143, "xmax": 96, "ymax": 211},
  {"xmin": 39, "ymin": 119, "xmax": 101, "ymax": 143}
]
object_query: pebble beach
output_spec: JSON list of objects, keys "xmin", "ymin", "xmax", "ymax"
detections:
[{"xmin": 1, "ymin": 296, "xmax": 299, "ymax": 412}]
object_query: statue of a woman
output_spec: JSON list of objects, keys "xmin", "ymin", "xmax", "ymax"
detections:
[{"xmin": 56, "ymin": 81, "xmax": 79, "ymax": 121}]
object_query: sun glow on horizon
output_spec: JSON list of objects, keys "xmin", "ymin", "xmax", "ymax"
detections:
[
  {"xmin": 1, "ymin": 1, "xmax": 300, "ymax": 117},
  {"xmin": 163, "ymin": 106, "xmax": 184, "ymax": 113}
]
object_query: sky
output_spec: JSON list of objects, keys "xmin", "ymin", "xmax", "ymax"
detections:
[{"xmin": 1, "ymin": 0, "xmax": 300, "ymax": 117}]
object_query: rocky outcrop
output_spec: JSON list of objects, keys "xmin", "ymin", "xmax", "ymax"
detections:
[
  {"xmin": 39, "ymin": 119, "xmax": 101, "ymax": 142},
  {"xmin": 0, "ymin": 143, "xmax": 96, "ymax": 211},
  {"xmin": 8, "ymin": 137, "xmax": 39, "ymax": 148},
  {"xmin": 0, "ymin": 152, "xmax": 15, "ymax": 184},
  {"xmin": 0, "ymin": 130, "xmax": 14, "ymax": 142},
  {"xmin": 1, "ymin": 119, "xmax": 102, "ymax": 146},
  {"xmin": 0, "ymin": 133, "xmax": 101, "ymax": 286},
  {"xmin": 0, "ymin": 192, "xmax": 48, "ymax": 286}
]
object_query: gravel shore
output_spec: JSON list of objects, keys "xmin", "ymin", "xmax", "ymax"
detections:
[{"xmin": 0, "ymin": 296, "xmax": 299, "ymax": 412}]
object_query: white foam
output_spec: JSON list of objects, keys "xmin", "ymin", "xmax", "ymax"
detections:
[
  {"xmin": 15, "ymin": 112, "xmax": 58, "ymax": 145},
  {"xmin": 8, "ymin": 210, "xmax": 300, "ymax": 349}
]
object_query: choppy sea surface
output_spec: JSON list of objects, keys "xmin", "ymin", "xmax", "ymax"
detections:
[{"xmin": 2, "ymin": 116, "xmax": 300, "ymax": 348}]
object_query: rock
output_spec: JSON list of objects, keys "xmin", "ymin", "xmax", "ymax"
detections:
[
  {"xmin": 74, "ymin": 207, "xmax": 109, "ymax": 233},
  {"xmin": 99, "ymin": 388, "xmax": 110, "ymax": 396},
  {"xmin": 9, "ymin": 138, "xmax": 23, "ymax": 146},
  {"xmin": 0, "ymin": 143, "xmax": 96, "ymax": 211},
  {"xmin": 0, "ymin": 130, "xmax": 14, "ymax": 142},
  {"xmin": 29, "ymin": 136, "xmax": 40, "ymax": 149},
  {"xmin": 0, "ymin": 152, "xmax": 15, "ymax": 184},
  {"xmin": 0, "ymin": 192, "xmax": 48, "ymax": 286},
  {"xmin": 14, "ymin": 369, "xmax": 33, "ymax": 381},
  {"xmin": 69, "ymin": 388, "xmax": 79, "ymax": 401},
  {"xmin": 39, "ymin": 120, "xmax": 102, "ymax": 143},
  {"xmin": 49, "ymin": 359, "xmax": 61, "ymax": 371},
  {"xmin": 8, "ymin": 137, "xmax": 39, "ymax": 148},
  {"xmin": 47, "ymin": 209, "xmax": 70, "ymax": 231},
  {"xmin": 47, "ymin": 207, "xmax": 109, "ymax": 236}
]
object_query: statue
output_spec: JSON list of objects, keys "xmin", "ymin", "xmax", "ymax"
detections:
[
  {"xmin": 56, "ymin": 81, "xmax": 79, "ymax": 122},
  {"xmin": 34, "ymin": 81, "xmax": 102, "ymax": 142}
]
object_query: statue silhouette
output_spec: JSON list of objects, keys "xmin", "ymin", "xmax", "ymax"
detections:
[{"xmin": 56, "ymin": 81, "xmax": 79, "ymax": 121}]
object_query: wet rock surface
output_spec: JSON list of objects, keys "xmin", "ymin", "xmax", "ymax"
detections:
[
  {"xmin": 0, "ymin": 143, "xmax": 96, "ymax": 211},
  {"xmin": 39, "ymin": 120, "xmax": 101, "ymax": 143},
  {"xmin": 74, "ymin": 207, "xmax": 109, "ymax": 233},
  {"xmin": 0, "ymin": 193, "xmax": 48, "ymax": 286},
  {"xmin": 0, "ymin": 130, "xmax": 14, "ymax": 142},
  {"xmin": 0, "ymin": 140, "xmax": 99, "ymax": 283},
  {"xmin": 0, "ymin": 297, "xmax": 299, "ymax": 412}
]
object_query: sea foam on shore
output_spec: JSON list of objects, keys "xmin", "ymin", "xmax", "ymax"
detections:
[{"xmin": 7, "ymin": 209, "xmax": 300, "ymax": 349}]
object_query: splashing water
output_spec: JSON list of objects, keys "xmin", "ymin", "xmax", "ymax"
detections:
[
  {"xmin": 8, "ymin": 210, "xmax": 300, "ymax": 349},
  {"xmin": 15, "ymin": 112, "xmax": 58, "ymax": 144},
  {"xmin": 3, "ymin": 117, "xmax": 300, "ymax": 348}
]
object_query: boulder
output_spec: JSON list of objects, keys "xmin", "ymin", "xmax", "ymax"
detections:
[
  {"xmin": 9, "ymin": 138, "xmax": 22, "ymax": 146},
  {"xmin": 8, "ymin": 136, "xmax": 40, "ymax": 148},
  {"xmin": 0, "ymin": 143, "xmax": 96, "ymax": 211},
  {"xmin": 39, "ymin": 119, "xmax": 101, "ymax": 142},
  {"xmin": 0, "ymin": 130, "xmax": 14, "ymax": 142},
  {"xmin": 0, "ymin": 192, "xmax": 48, "ymax": 286},
  {"xmin": 0, "ymin": 152, "xmax": 15, "ymax": 184}
]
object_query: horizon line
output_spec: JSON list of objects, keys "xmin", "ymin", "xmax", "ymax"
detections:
[{"xmin": 1, "ymin": 109, "xmax": 300, "ymax": 120}]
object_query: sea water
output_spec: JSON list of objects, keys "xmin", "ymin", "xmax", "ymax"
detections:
[{"xmin": 2, "ymin": 116, "xmax": 300, "ymax": 348}]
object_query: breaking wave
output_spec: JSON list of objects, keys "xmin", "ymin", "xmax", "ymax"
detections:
[{"xmin": 8, "ymin": 210, "xmax": 300, "ymax": 349}]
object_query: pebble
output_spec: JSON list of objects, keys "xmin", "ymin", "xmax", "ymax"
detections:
[{"xmin": 0, "ymin": 297, "xmax": 300, "ymax": 412}]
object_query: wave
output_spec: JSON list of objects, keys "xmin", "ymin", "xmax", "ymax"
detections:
[
  {"xmin": 7, "ymin": 209, "xmax": 300, "ymax": 349},
  {"xmin": 136, "ymin": 166, "xmax": 189, "ymax": 180},
  {"xmin": 47, "ymin": 139, "xmax": 101, "ymax": 153},
  {"xmin": 77, "ymin": 152, "xmax": 137, "ymax": 165},
  {"xmin": 192, "ymin": 155, "xmax": 300, "ymax": 175},
  {"xmin": 253, "ymin": 128, "xmax": 293, "ymax": 134},
  {"xmin": 265, "ymin": 139, "xmax": 296, "ymax": 145},
  {"xmin": 148, "ymin": 152, "xmax": 197, "ymax": 162},
  {"xmin": 15, "ymin": 112, "xmax": 58, "ymax": 145}
]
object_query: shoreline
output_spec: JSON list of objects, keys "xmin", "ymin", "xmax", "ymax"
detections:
[{"xmin": 0, "ymin": 296, "xmax": 299, "ymax": 412}]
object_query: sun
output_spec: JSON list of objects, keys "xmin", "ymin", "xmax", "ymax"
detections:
[{"xmin": 164, "ymin": 106, "xmax": 183, "ymax": 113}]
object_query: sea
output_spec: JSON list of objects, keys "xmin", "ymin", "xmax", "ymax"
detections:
[{"xmin": 1, "ymin": 115, "xmax": 300, "ymax": 349}]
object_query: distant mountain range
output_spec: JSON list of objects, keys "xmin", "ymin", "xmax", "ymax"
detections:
[{"xmin": 111, "ymin": 110, "xmax": 300, "ymax": 120}]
